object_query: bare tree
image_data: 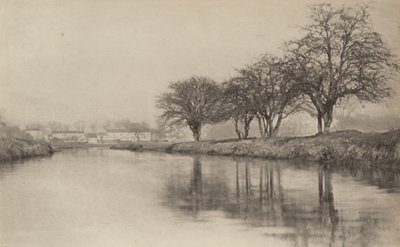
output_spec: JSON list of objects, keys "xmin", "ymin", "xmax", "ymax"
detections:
[
  {"xmin": 237, "ymin": 54, "xmax": 304, "ymax": 137},
  {"xmin": 114, "ymin": 119, "xmax": 132, "ymax": 130},
  {"xmin": 47, "ymin": 121, "xmax": 69, "ymax": 132},
  {"xmin": 25, "ymin": 123, "xmax": 45, "ymax": 130},
  {"xmin": 288, "ymin": 3, "xmax": 398, "ymax": 133},
  {"xmin": 157, "ymin": 76, "xmax": 226, "ymax": 141},
  {"xmin": 223, "ymin": 77, "xmax": 256, "ymax": 139}
]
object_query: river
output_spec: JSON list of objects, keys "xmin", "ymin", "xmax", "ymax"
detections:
[{"xmin": 1, "ymin": 148, "xmax": 399, "ymax": 247}]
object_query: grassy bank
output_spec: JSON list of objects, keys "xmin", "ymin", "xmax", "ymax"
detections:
[
  {"xmin": 0, "ymin": 137, "xmax": 54, "ymax": 162},
  {"xmin": 51, "ymin": 142, "xmax": 112, "ymax": 150},
  {"xmin": 167, "ymin": 130, "xmax": 400, "ymax": 168},
  {"xmin": 110, "ymin": 141, "xmax": 172, "ymax": 152}
]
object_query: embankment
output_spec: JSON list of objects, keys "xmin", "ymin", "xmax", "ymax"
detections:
[
  {"xmin": 110, "ymin": 141, "xmax": 172, "ymax": 152},
  {"xmin": 50, "ymin": 142, "xmax": 112, "ymax": 150},
  {"xmin": 167, "ymin": 130, "xmax": 400, "ymax": 168},
  {"xmin": 109, "ymin": 130, "xmax": 400, "ymax": 168},
  {"xmin": 0, "ymin": 137, "xmax": 54, "ymax": 162}
]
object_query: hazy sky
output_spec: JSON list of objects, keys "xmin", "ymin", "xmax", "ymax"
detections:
[{"xmin": 1, "ymin": 0, "xmax": 399, "ymax": 126}]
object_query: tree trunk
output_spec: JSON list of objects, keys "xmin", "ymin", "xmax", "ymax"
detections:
[
  {"xmin": 322, "ymin": 106, "xmax": 334, "ymax": 133},
  {"xmin": 262, "ymin": 117, "xmax": 269, "ymax": 138},
  {"xmin": 317, "ymin": 112, "xmax": 323, "ymax": 134},
  {"xmin": 257, "ymin": 115, "xmax": 265, "ymax": 138},
  {"xmin": 190, "ymin": 123, "xmax": 202, "ymax": 141},
  {"xmin": 234, "ymin": 118, "xmax": 243, "ymax": 140},
  {"xmin": 243, "ymin": 122, "xmax": 250, "ymax": 139},
  {"xmin": 267, "ymin": 118, "xmax": 273, "ymax": 137},
  {"xmin": 309, "ymin": 95, "xmax": 325, "ymax": 134},
  {"xmin": 271, "ymin": 116, "xmax": 282, "ymax": 137},
  {"xmin": 243, "ymin": 115, "xmax": 253, "ymax": 139}
]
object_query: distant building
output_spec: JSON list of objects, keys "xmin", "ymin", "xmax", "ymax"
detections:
[
  {"xmin": 25, "ymin": 129, "xmax": 44, "ymax": 140},
  {"xmin": 137, "ymin": 131, "xmax": 151, "ymax": 141},
  {"xmin": 86, "ymin": 133, "xmax": 98, "ymax": 144},
  {"xmin": 104, "ymin": 130, "xmax": 136, "ymax": 142},
  {"xmin": 97, "ymin": 132, "xmax": 106, "ymax": 144},
  {"xmin": 51, "ymin": 131, "xmax": 87, "ymax": 143},
  {"xmin": 104, "ymin": 130, "xmax": 152, "ymax": 142},
  {"xmin": 43, "ymin": 134, "xmax": 51, "ymax": 142}
]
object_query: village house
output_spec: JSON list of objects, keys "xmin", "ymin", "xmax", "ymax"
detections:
[
  {"xmin": 104, "ymin": 130, "xmax": 152, "ymax": 143},
  {"xmin": 137, "ymin": 131, "xmax": 151, "ymax": 141},
  {"xmin": 86, "ymin": 133, "xmax": 98, "ymax": 144}
]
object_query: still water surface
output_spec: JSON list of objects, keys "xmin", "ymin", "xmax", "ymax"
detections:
[{"xmin": 1, "ymin": 148, "xmax": 400, "ymax": 247}]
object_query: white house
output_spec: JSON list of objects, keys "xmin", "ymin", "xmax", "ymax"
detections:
[
  {"xmin": 86, "ymin": 133, "xmax": 98, "ymax": 144},
  {"xmin": 104, "ymin": 130, "xmax": 152, "ymax": 142},
  {"xmin": 105, "ymin": 130, "xmax": 137, "ymax": 142},
  {"xmin": 137, "ymin": 131, "xmax": 151, "ymax": 141}
]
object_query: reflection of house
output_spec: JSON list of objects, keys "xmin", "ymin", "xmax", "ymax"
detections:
[
  {"xmin": 25, "ymin": 129, "xmax": 44, "ymax": 140},
  {"xmin": 86, "ymin": 133, "xmax": 98, "ymax": 144},
  {"xmin": 51, "ymin": 131, "xmax": 87, "ymax": 143},
  {"xmin": 104, "ymin": 130, "xmax": 152, "ymax": 142}
]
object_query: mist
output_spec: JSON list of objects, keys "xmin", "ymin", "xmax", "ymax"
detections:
[{"xmin": 0, "ymin": 0, "xmax": 399, "ymax": 129}]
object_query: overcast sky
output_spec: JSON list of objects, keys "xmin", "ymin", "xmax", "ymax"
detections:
[{"xmin": 0, "ymin": 0, "xmax": 399, "ymax": 127}]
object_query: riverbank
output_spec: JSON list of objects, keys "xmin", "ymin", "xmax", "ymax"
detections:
[
  {"xmin": 110, "ymin": 141, "xmax": 172, "ymax": 152},
  {"xmin": 0, "ymin": 137, "xmax": 54, "ymax": 162},
  {"xmin": 111, "ymin": 130, "xmax": 400, "ymax": 169},
  {"xmin": 171, "ymin": 130, "xmax": 400, "ymax": 168},
  {"xmin": 51, "ymin": 142, "xmax": 112, "ymax": 151}
]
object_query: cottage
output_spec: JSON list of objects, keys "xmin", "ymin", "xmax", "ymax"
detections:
[
  {"xmin": 104, "ymin": 130, "xmax": 152, "ymax": 142},
  {"xmin": 105, "ymin": 130, "xmax": 138, "ymax": 142},
  {"xmin": 86, "ymin": 133, "xmax": 98, "ymax": 144},
  {"xmin": 137, "ymin": 131, "xmax": 151, "ymax": 141}
]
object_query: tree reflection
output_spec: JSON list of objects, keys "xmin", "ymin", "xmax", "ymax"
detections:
[
  {"xmin": 164, "ymin": 156, "xmax": 230, "ymax": 218},
  {"xmin": 190, "ymin": 156, "xmax": 202, "ymax": 212},
  {"xmin": 162, "ymin": 156, "xmax": 393, "ymax": 246},
  {"xmin": 318, "ymin": 167, "xmax": 338, "ymax": 245}
]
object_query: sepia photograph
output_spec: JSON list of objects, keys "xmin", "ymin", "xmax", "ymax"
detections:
[{"xmin": 1, "ymin": 0, "xmax": 400, "ymax": 246}]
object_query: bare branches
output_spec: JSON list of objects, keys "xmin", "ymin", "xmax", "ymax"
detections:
[
  {"xmin": 287, "ymin": 3, "xmax": 398, "ymax": 133},
  {"xmin": 156, "ymin": 76, "xmax": 226, "ymax": 141},
  {"xmin": 223, "ymin": 54, "xmax": 305, "ymax": 138},
  {"xmin": 156, "ymin": 3, "xmax": 398, "ymax": 138}
]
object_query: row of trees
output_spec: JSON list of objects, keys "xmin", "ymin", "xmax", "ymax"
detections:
[
  {"xmin": 157, "ymin": 4, "xmax": 398, "ymax": 141},
  {"xmin": 26, "ymin": 119, "xmax": 151, "ymax": 133}
]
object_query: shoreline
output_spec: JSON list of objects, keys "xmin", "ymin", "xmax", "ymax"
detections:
[
  {"xmin": 51, "ymin": 142, "xmax": 113, "ymax": 151},
  {"xmin": 110, "ymin": 130, "xmax": 400, "ymax": 169},
  {"xmin": 0, "ymin": 137, "xmax": 54, "ymax": 162},
  {"xmin": 110, "ymin": 141, "xmax": 173, "ymax": 152}
]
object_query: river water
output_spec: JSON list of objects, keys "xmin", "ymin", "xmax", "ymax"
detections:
[{"xmin": 1, "ymin": 148, "xmax": 399, "ymax": 247}]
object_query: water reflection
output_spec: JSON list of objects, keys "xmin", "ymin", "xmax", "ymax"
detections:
[
  {"xmin": 1, "ymin": 149, "xmax": 400, "ymax": 247},
  {"xmin": 339, "ymin": 167, "xmax": 400, "ymax": 192},
  {"xmin": 163, "ymin": 156, "xmax": 399, "ymax": 247}
]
